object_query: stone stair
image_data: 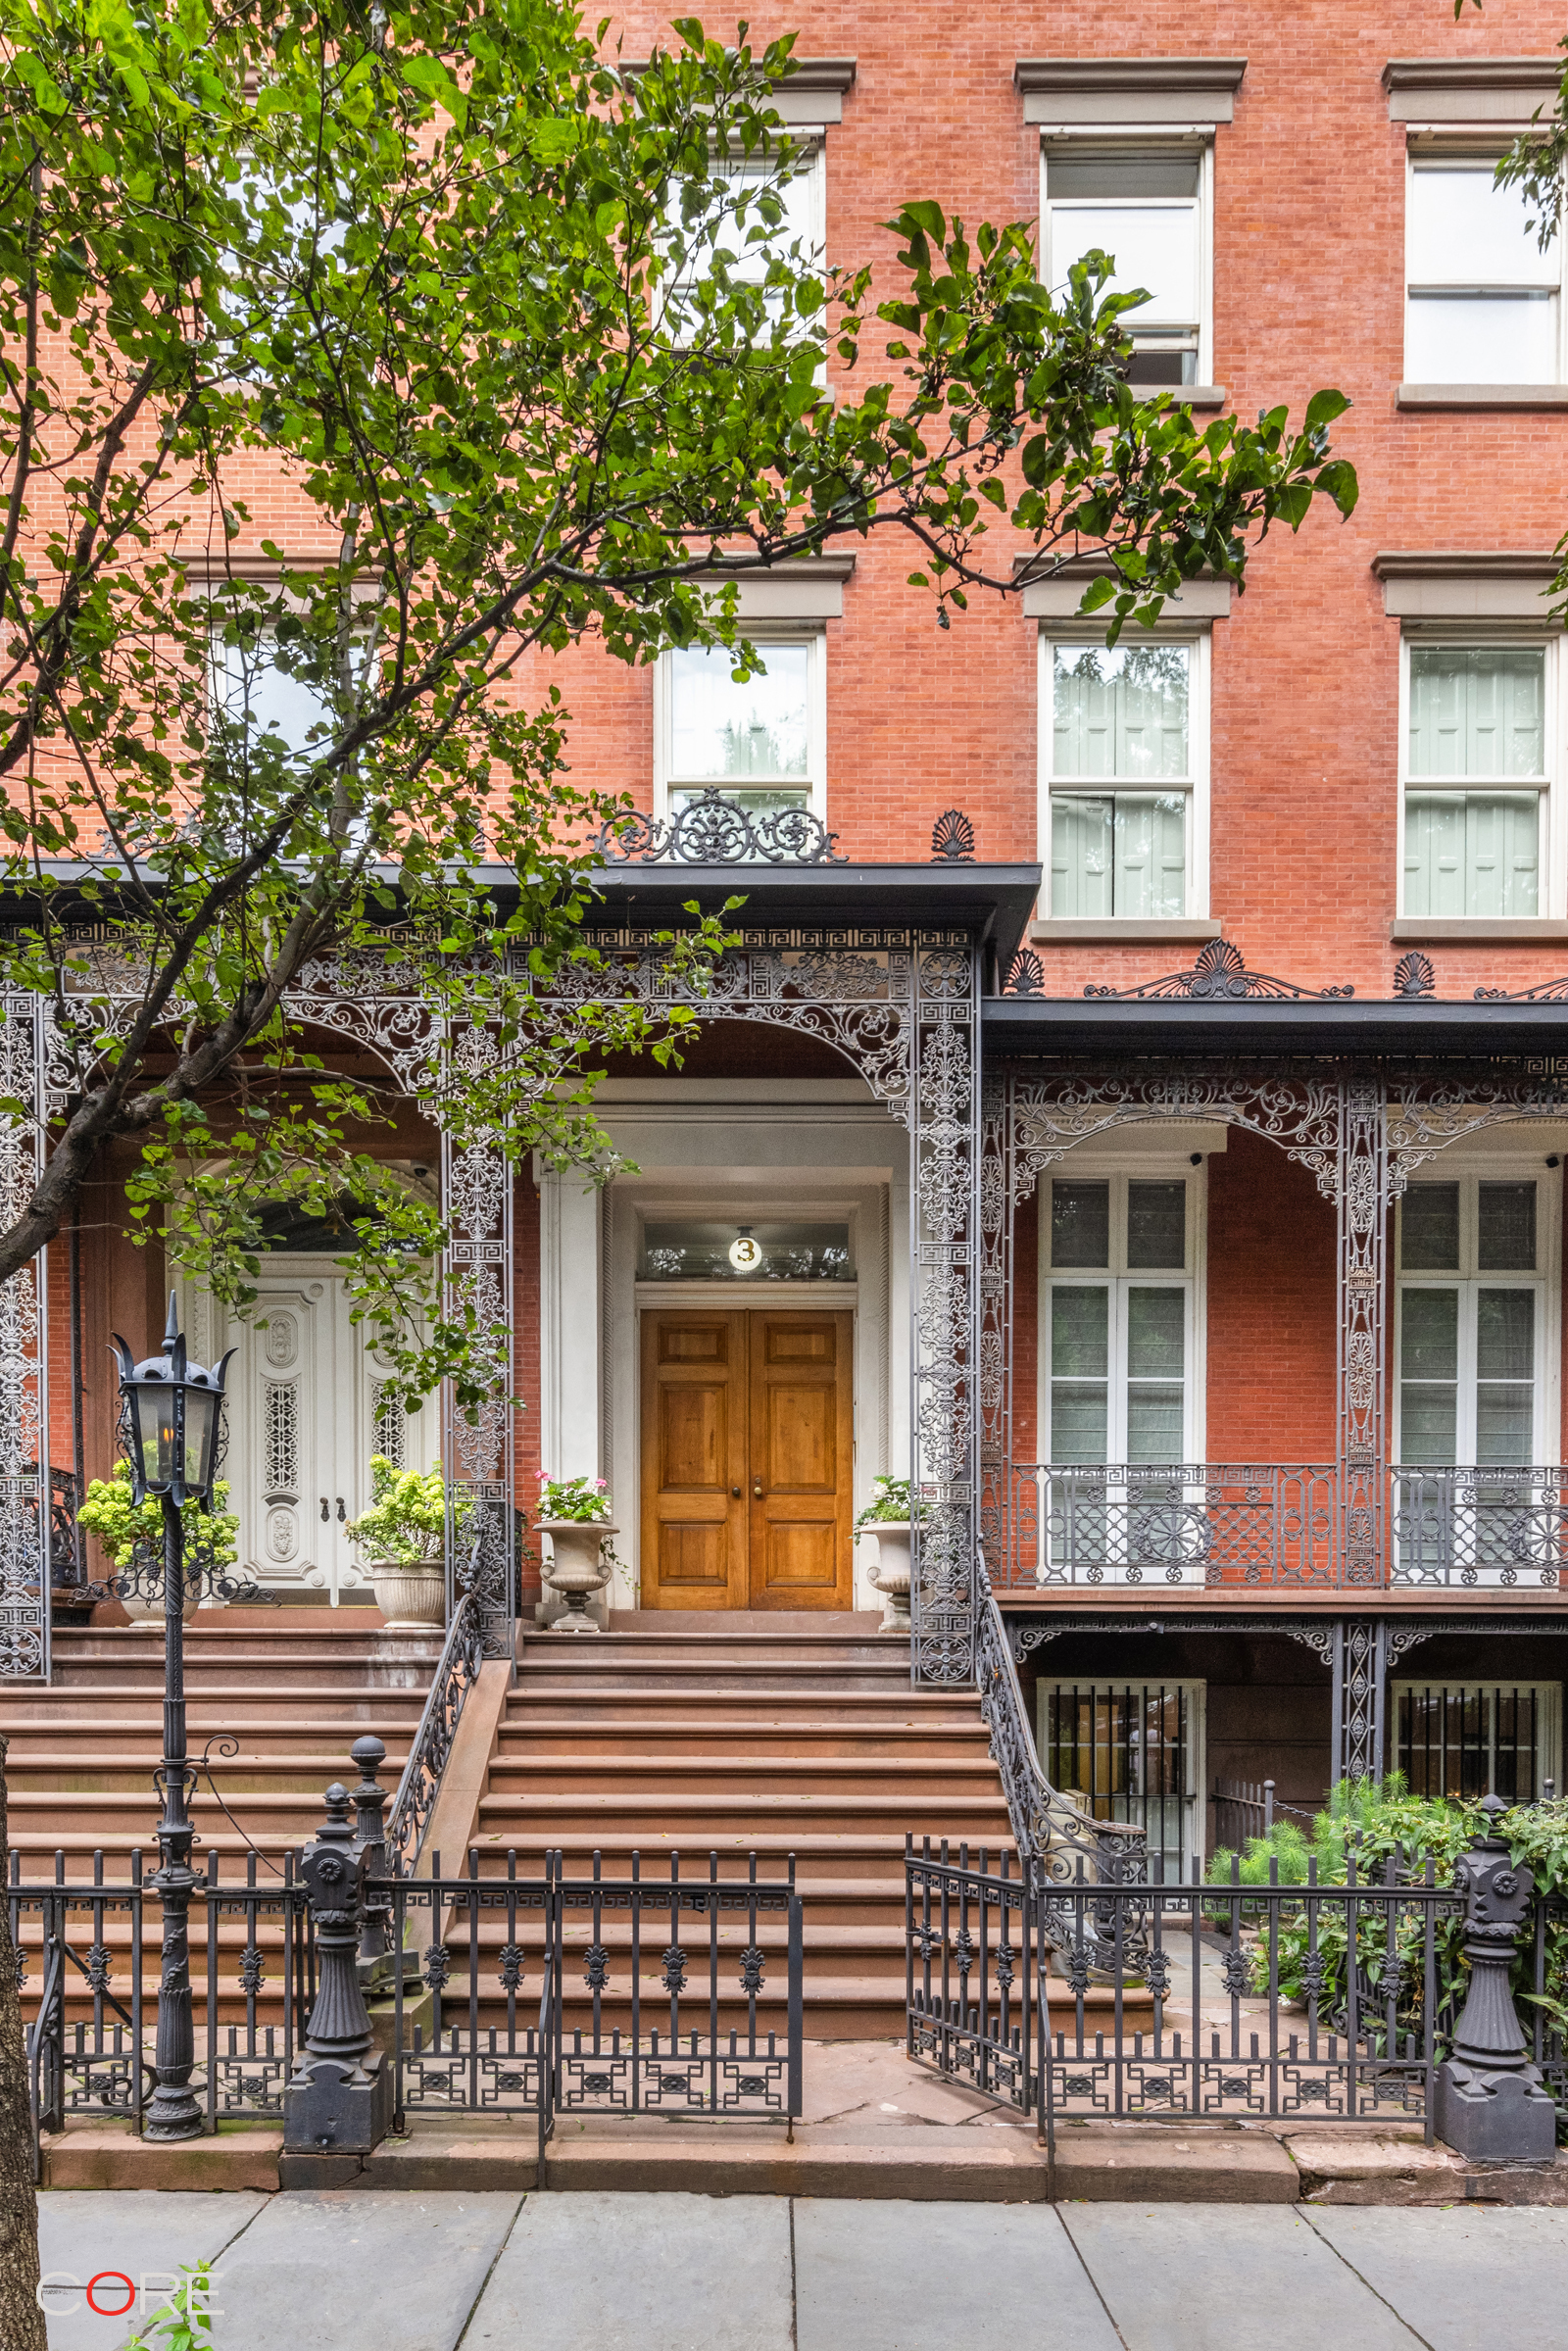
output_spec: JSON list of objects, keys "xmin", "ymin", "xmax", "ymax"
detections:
[
  {"xmin": 3, "ymin": 1612, "xmax": 440, "ymax": 2023},
  {"xmin": 455, "ymin": 1610, "xmax": 1015, "ymax": 2040}
]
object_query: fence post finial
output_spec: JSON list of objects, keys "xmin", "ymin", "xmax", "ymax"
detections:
[
  {"xmin": 283, "ymin": 1778, "xmax": 393, "ymax": 2160},
  {"xmin": 1435, "ymin": 1793, "xmax": 1557, "ymax": 2163}
]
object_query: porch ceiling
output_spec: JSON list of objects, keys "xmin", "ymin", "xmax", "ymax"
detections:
[{"xmin": 984, "ymin": 995, "xmax": 1568, "ymax": 1056}]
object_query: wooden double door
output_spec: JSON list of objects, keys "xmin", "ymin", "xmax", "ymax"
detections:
[{"xmin": 640, "ymin": 1308, "xmax": 854, "ymax": 1610}]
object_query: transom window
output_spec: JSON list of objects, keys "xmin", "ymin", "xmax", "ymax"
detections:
[
  {"xmin": 1043, "ymin": 147, "xmax": 1207, "ymax": 388},
  {"xmin": 1396, "ymin": 1175, "xmax": 1548, "ymax": 1464},
  {"xmin": 660, "ymin": 637, "xmax": 822, "ymax": 824},
  {"xmin": 1401, "ymin": 643, "xmax": 1549, "ymax": 920},
  {"xmin": 1405, "ymin": 155, "xmax": 1564, "ymax": 385},
  {"xmin": 1046, "ymin": 639, "xmax": 1204, "ymax": 920},
  {"xmin": 1046, "ymin": 1174, "xmax": 1195, "ymax": 1463}
]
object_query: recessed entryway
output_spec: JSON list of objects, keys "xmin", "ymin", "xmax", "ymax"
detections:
[{"xmin": 639, "ymin": 1308, "xmax": 854, "ymax": 1609}]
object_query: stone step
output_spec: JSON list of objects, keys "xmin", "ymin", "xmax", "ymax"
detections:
[
  {"xmin": 496, "ymin": 1719, "xmax": 990, "ymax": 1757},
  {"xmin": 483, "ymin": 1755, "xmax": 1003, "ymax": 1797}
]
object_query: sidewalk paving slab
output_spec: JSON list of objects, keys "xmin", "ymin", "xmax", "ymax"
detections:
[
  {"xmin": 465, "ymin": 2189, "xmax": 794, "ymax": 2351},
  {"xmin": 1304, "ymin": 2206, "xmax": 1568, "ymax": 2349},
  {"xmin": 185, "ymin": 2187, "xmax": 521, "ymax": 2351},
  {"xmin": 793, "ymin": 2199, "xmax": 1122, "ymax": 2351},
  {"xmin": 38, "ymin": 2188, "xmax": 267, "ymax": 2351},
  {"xmin": 1059, "ymin": 2202, "xmax": 1426, "ymax": 2351}
]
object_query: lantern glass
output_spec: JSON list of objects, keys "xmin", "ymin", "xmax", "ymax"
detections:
[
  {"xmin": 132, "ymin": 1380, "xmax": 178, "ymax": 1496},
  {"xmin": 183, "ymin": 1385, "xmax": 220, "ymax": 1501}
]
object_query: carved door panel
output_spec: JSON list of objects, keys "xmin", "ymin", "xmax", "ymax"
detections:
[
  {"xmin": 639, "ymin": 1312, "xmax": 748, "ymax": 1609},
  {"xmin": 638, "ymin": 1308, "xmax": 853, "ymax": 1610},
  {"xmin": 748, "ymin": 1311, "xmax": 854, "ymax": 1609},
  {"xmin": 180, "ymin": 1265, "xmax": 433, "ymax": 1600}
]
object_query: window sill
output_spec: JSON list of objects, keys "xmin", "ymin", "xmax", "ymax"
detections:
[
  {"xmin": 1030, "ymin": 917, "xmax": 1222, "ymax": 943},
  {"xmin": 1390, "ymin": 918, "xmax": 1568, "ymax": 941},
  {"xmin": 1131, "ymin": 385, "xmax": 1227, "ymax": 411},
  {"xmin": 1397, "ymin": 384, "xmax": 1568, "ymax": 411}
]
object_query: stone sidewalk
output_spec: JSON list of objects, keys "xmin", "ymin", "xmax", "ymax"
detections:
[{"xmin": 35, "ymin": 2188, "xmax": 1568, "ymax": 2351}]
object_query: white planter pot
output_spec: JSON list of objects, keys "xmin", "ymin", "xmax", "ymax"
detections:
[
  {"xmin": 864, "ymin": 1523, "xmax": 911, "ymax": 1635},
  {"xmin": 368, "ymin": 1561, "xmax": 447, "ymax": 1630},
  {"xmin": 118, "ymin": 1581, "xmax": 201, "ymax": 1629},
  {"xmin": 538, "ymin": 1519, "xmax": 614, "ymax": 1636}
]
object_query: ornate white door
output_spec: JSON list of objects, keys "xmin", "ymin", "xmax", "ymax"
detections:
[{"xmin": 180, "ymin": 1264, "xmax": 433, "ymax": 1602}]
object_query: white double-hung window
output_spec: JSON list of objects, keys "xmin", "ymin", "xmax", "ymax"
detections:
[
  {"xmin": 1396, "ymin": 1171, "xmax": 1557, "ymax": 1467},
  {"xmin": 1401, "ymin": 642, "xmax": 1552, "ymax": 920},
  {"xmin": 658, "ymin": 637, "xmax": 824, "ymax": 823},
  {"xmin": 666, "ymin": 145, "xmax": 824, "ymax": 340},
  {"xmin": 1044, "ymin": 1172, "xmax": 1200, "ymax": 1464},
  {"xmin": 1045, "ymin": 636, "xmax": 1206, "ymax": 919},
  {"xmin": 1043, "ymin": 146, "xmax": 1209, "ymax": 389},
  {"xmin": 1405, "ymin": 154, "xmax": 1564, "ymax": 385}
]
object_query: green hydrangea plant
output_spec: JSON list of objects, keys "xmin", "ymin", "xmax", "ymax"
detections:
[
  {"xmin": 77, "ymin": 1459, "xmax": 240, "ymax": 1573},
  {"xmin": 345, "ymin": 1457, "xmax": 471, "ymax": 1564}
]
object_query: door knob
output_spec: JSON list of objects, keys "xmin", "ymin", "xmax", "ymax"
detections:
[
  {"xmin": 731, "ymin": 1486, "xmax": 742, "ymax": 1499},
  {"xmin": 336, "ymin": 1497, "xmax": 346, "ymax": 1522},
  {"xmin": 319, "ymin": 1497, "xmax": 329, "ymax": 1521},
  {"xmin": 753, "ymin": 1482, "xmax": 763, "ymax": 1499}
]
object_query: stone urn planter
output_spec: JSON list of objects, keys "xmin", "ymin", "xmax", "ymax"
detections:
[
  {"xmin": 864, "ymin": 1523, "xmax": 911, "ymax": 1634},
  {"xmin": 537, "ymin": 1519, "xmax": 614, "ymax": 1635},
  {"xmin": 368, "ymin": 1560, "xmax": 447, "ymax": 1630}
]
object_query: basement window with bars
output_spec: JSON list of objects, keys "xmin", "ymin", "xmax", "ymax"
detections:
[
  {"xmin": 1038, "ymin": 1679, "xmax": 1205, "ymax": 1879},
  {"xmin": 1044, "ymin": 636, "xmax": 1207, "ymax": 920},
  {"xmin": 1392, "ymin": 1680, "xmax": 1560, "ymax": 1804},
  {"xmin": 1400, "ymin": 641, "xmax": 1552, "ymax": 920}
]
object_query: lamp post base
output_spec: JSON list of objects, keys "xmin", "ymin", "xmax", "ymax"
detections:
[
  {"xmin": 284, "ymin": 2051, "xmax": 393, "ymax": 2156},
  {"xmin": 143, "ymin": 2085, "xmax": 206, "ymax": 2142}
]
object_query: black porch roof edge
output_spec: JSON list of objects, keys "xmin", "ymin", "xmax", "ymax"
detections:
[
  {"xmin": 984, "ymin": 995, "xmax": 1568, "ymax": 1055},
  {"xmin": 577, "ymin": 862, "xmax": 1043, "ymax": 967}
]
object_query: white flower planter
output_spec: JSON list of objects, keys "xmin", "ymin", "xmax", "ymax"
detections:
[
  {"xmin": 368, "ymin": 1560, "xmax": 447, "ymax": 1629},
  {"xmin": 538, "ymin": 1519, "xmax": 615, "ymax": 1635},
  {"xmin": 863, "ymin": 1522, "xmax": 911, "ymax": 1635}
]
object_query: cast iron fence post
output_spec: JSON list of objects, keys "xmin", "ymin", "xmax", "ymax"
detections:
[
  {"xmin": 283, "ymin": 1779, "xmax": 393, "ymax": 2157},
  {"xmin": 1435, "ymin": 1792, "xmax": 1558, "ymax": 2162},
  {"xmin": 349, "ymin": 1735, "xmax": 397, "ymax": 1991}
]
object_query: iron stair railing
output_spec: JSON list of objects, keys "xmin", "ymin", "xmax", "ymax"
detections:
[{"xmin": 384, "ymin": 1587, "xmax": 486, "ymax": 1874}]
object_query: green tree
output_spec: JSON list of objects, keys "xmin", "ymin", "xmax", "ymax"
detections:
[{"xmin": 0, "ymin": 0, "xmax": 1356, "ymax": 1411}]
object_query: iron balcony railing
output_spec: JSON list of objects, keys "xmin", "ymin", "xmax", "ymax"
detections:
[
  {"xmin": 1390, "ymin": 1465, "xmax": 1568, "ymax": 1589},
  {"xmin": 1004, "ymin": 1463, "xmax": 1340, "ymax": 1588},
  {"xmin": 995, "ymin": 1460, "xmax": 1568, "ymax": 1588}
]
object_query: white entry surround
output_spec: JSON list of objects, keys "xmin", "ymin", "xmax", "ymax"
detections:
[{"xmin": 537, "ymin": 1077, "xmax": 909, "ymax": 1611}]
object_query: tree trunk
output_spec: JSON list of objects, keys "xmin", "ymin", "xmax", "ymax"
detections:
[{"xmin": 0, "ymin": 1742, "xmax": 45, "ymax": 2351}]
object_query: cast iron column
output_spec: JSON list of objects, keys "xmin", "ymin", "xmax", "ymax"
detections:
[
  {"xmin": 1435, "ymin": 1794, "xmax": 1557, "ymax": 2162},
  {"xmin": 145, "ymin": 1493, "xmax": 201, "ymax": 2141}
]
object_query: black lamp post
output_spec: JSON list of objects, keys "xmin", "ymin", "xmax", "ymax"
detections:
[{"xmin": 112, "ymin": 1295, "xmax": 232, "ymax": 2142}]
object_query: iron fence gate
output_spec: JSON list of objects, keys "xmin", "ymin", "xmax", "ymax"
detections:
[{"xmin": 905, "ymin": 1837, "xmax": 1495, "ymax": 2152}]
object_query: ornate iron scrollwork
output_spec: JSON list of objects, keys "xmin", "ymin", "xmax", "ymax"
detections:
[
  {"xmin": 1393, "ymin": 952, "xmax": 1435, "ymax": 999},
  {"xmin": 1084, "ymin": 938, "xmax": 1354, "ymax": 1003},
  {"xmin": 1005, "ymin": 949, "xmax": 1045, "ymax": 997},
  {"xmin": 930, "ymin": 808, "xmax": 976, "ymax": 864},
  {"xmin": 593, "ymin": 786, "xmax": 847, "ymax": 866}
]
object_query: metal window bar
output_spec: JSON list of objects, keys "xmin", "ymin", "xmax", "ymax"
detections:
[
  {"xmin": 1394, "ymin": 1684, "xmax": 1544, "ymax": 1805},
  {"xmin": 1044, "ymin": 1684, "xmax": 1195, "ymax": 1879}
]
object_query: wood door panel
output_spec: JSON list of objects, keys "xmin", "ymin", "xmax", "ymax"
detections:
[
  {"xmin": 748, "ymin": 1311, "xmax": 854, "ymax": 1610},
  {"xmin": 640, "ymin": 1311, "xmax": 747, "ymax": 1609},
  {"xmin": 760, "ymin": 1384, "xmax": 837, "ymax": 1492}
]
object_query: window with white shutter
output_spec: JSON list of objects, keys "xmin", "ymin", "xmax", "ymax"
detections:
[
  {"xmin": 1400, "ymin": 643, "xmax": 1551, "ymax": 919},
  {"xmin": 1047, "ymin": 640, "xmax": 1199, "ymax": 918},
  {"xmin": 1405, "ymin": 156, "xmax": 1564, "ymax": 385}
]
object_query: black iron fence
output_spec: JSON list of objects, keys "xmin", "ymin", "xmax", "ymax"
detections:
[
  {"xmin": 17, "ymin": 1837, "xmax": 804, "ymax": 2171},
  {"xmin": 906, "ymin": 1832, "xmax": 1568, "ymax": 2159}
]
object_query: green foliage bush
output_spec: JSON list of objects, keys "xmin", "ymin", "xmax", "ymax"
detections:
[
  {"xmin": 344, "ymin": 1457, "xmax": 470, "ymax": 1565},
  {"xmin": 76, "ymin": 1459, "xmax": 239, "ymax": 1575}
]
